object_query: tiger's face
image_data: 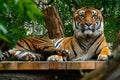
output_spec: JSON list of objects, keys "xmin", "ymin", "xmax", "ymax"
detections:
[{"xmin": 73, "ymin": 6, "xmax": 104, "ymax": 38}]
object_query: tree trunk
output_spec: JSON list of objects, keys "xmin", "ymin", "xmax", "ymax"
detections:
[{"xmin": 42, "ymin": 6, "xmax": 65, "ymax": 39}]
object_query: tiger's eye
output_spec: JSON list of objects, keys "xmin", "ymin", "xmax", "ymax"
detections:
[
  {"xmin": 79, "ymin": 11, "xmax": 85, "ymax": 19},
  {"xmin": 92, "ymin": 10, "xmax": 98, "ymax": 19},
  {"xmin": 92, "ymin": 15, "xmax": 98, "ymax": 19},
  {"xmin": 79, "ymin": 15, "xmax": 85, "ymax": 19}
]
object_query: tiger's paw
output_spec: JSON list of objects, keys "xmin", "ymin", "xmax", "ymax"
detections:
[
  {"xmin": 56, "ymin": 49, "xmax": 70, "ymax": 57},
  {"xmin": 97, "ymin": 54, "xmax": 108, "ymax": 61},
  {"xmin": 97, "ymin": 47, "xmax": 111, "ymax": 61},
  {"xmin": 47, "ymin": 49, "xmax": 69, "ymax": 61},
  {"xmin": 20, "ymin": 54, "xmax": 35, "ymax": 61},
  {"xmin": 47, "ymin": 55, "xmax": 64, "ymax": 62}
]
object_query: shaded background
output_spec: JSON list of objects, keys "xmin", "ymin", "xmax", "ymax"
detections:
[{"xmin": 0, "ymin": 0, "xmax": 120, "ymax": 49}]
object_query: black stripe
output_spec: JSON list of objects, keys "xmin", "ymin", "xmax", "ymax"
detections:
[
  {"xmin": 75, "ymin": 38, "xmax": 86, "ymax": 52},
  {"xmin": 3, "ymin": 52, "xmax": 9, "ymax": 59},
  {"xmin": 75, "ymin": 22, "xmax": 79, "ymax": 29},
  {"xmin": 17, "ymin": 40, "xmax": 30, "ymax": 50},
  {"xmin": 54, "ymin": 39, "xmax": 63, "ymax": 48},
  {"xmin": 71, "ymin": 42, "xmax": 77, "ymax": 57},
  {"xmin": 94, "ymin": 37, "xmax": 104, "ymax": 54},
  {"xmin": 23, "ymin": 39, "xmax": 32, "ymax": 50},
  {"xmin": 17, "ymin": 42, "xmax": 24, "ymax": 48},
  {"xmin": 8, "ymin": 51, "xmax": 12, "ymax": 57},
  {"xmin": 33, "ymin": 44, "xmax": 39, "ymax": 51},
  {"xmin": 97, "ymin": 22, "xmax": 101, "ymax": 30},
  {"xmin": 90, "ymin": 34, "xmax": 101, "ymax": 48}
]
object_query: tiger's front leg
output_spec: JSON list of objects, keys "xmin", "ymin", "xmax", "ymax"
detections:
[{"xmin": 97, "ymin": 47, "xmax": 111, "ymax": 61}]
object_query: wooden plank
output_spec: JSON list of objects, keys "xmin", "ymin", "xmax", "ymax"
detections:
[
  {"xmin": 18, "ymin": 61, "xmax": 49, "ymax": 70},
  {"xmin": 0, "ymin": 61, "xmax": 106, "ymax": 70},
  {"xmin": 67, "ymin": 61, "xmax": 81, "ymax": 70},
  {"xmin": 0, "ymin": 61, "xmax": 18, "ymax": 70},
  {"xmin": 80, "ymin": 61, "xmax": 95, "ymax": 69},
  {"xmin": 95, "ymin": 61, "xmax": 105, "ymax": 69},
  {"xmin": 67, "ymin": 61, "xmax": 96, "ymax": 70},
  {"xmin": 0, "ymin": 62, "xmax": 5, "ymax": 70},
  {"xmin": 49, "ymin": 62, "xmax": 66, "ymax": 70},
  {"xmin": 18, "ymin": 62, "xmax": 34, "ymax": 70},
  {"xmin": 4, "ymin": 62, "xmax": 18, "ymax": 70},
  {"xmin": 32, "ymin": 61, "xmax": 49, "ymax": 70}
]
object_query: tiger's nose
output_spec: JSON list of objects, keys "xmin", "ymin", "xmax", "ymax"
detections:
[{"xmin": 85, "ymin": 22, "xmax": 92, "ymax": 26}]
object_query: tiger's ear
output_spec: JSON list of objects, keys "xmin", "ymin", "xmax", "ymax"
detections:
[
  {"xmin": 71, "ymin": 7, "xmax": 77, "ymax": 12},
  {"xmin": 99, "ymin": 7, "xmax": 104, "ymax": 12}
]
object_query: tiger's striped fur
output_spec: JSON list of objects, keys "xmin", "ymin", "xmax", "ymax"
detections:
[{"xmin": 1, "ymin": 6, "xmax": 111, "ymax": 61}]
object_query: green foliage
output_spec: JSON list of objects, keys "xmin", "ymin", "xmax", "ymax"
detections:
[
  {"xmin": 15, "ymin": 0, "xmax": 44, "ymax": 20},
  {"xmin": 0, "ymin": 0, "xmax": 44, "ymax": 48}
]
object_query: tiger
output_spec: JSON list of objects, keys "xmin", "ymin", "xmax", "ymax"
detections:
[{"xmin": 1, "ymin": 6, "xmax": 111, "ymax": 61}]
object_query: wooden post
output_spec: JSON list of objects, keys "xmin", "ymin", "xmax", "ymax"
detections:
[{"xmin": 42, "ymin": 6, "xmax": 65, "ymax": 39}]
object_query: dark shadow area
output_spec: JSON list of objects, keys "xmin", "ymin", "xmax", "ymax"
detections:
[{"xmin": 0, "ymin": 70, "xmax": 85, "ymax": 80}]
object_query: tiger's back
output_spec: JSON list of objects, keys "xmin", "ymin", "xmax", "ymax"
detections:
[{"xmin": 15, "ymin": 37, "xmax": 54, "ymax": 51}]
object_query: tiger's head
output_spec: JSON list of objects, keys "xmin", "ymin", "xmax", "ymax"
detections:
[{"xmin": 73, "ymin": 6, "xmax": 104, "ymax": 38}]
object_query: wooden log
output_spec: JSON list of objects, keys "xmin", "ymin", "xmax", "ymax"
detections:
[{"xmin": 42, "ymin": 6, "xmax": 65, "ymax": 39}]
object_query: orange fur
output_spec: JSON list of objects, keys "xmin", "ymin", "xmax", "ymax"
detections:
[{"xmin": 98, "ymin": 47, "xmax": 111, "ymax": 60}]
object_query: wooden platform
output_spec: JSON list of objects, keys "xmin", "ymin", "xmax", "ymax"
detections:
[{"xmin": 0, "ymin": 61, "xmax": 105, "ymax": 70}]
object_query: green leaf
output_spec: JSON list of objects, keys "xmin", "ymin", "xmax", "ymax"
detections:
[
  {"xmin": 0, "ymin": 50, "xmax": 2, "ymax": 58},
  {"xmin": 15, "ymin": 0, "xmax": 19, "ymax": 4},
  {"xmin": 0, "ymin": 34, "xmax": 9, "ymax": 42},
  {"xmin": 0, "ymin": 24, "xmax": 8, "ymax": 34}
]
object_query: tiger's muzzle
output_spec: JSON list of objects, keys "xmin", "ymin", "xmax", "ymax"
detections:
[{"xmin": 83, "ymin": 21, "xmax": 102, "ymax": 36}]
